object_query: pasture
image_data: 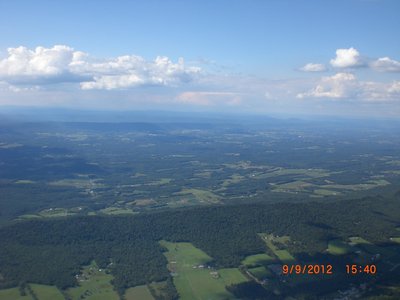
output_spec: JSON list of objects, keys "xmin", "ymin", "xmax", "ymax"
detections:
[
  {"xmin": 327, "ymin": 239, "xmax": 353, "ymax": 255},
  {"xmin": 272, "ymin": 180, "xmax": 313, "ymax": 193},
  {"xmin": 30, "ymin": 284, "xmax": 64, "ymax": 300},
  {"xmin": 242, "ymin": 253, "xmax": 275, "ymax": 267},
  {"xmin": 248, "ymin": 266, "xmax": 271, "ymax": 279},
  {"xmin": 66, "ymin": 261, "xmax": 119, "ymax": 300},
  {"xmin": 125, "ymin": 285, "xmax": 154, "ymax": 300},
  {"xmin": 0, "ymin": 284, "xmax": 64, "ymax": 300},
  {"xmin": 99, "ymin": 206, "xmax": 136, "ymax": 215},
  {"xmin": 160, "ymin": 241, "xmax": 248, "ymax": 300},
  {"xmin": 221, "ymin": 174, "xmax": 245, "ymax": 187},
  {"xmin": 313, "ymin": 189, "xmax": 340, "ymax": 196},
  {"xmin": 260, "ymin": 234, "xmax": 295, "ymax": 263},
  {"xmin": 0, "ymin": 287, "xmax": 31, "ymax": 300},
  {"xmin": 175, "ymin": 188, "xmax": 221, "ymax": 204},
  {"xmin": 148, "ymin": 281, "xmax": 174, "ymax": 299},
  {"xmin": 391, "ymin": 237, "xmax": 400, "ymax": 244}
]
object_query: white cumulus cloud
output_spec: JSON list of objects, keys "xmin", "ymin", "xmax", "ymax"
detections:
[
  {"xmin": 297, "ymin": 73, "xmax": 357, "ymax": 99},
  {"xmin": 306, "ymin": 48, "xmax": 400, "ymax": 73},
  {"xmin": 297, "ymin": 73, "xmax": 400, "ymax": 101},
  {"xmin": 330, "ymin": 47, "xmax": 364, "ymax": 68},
  {"xmin": 0, "ymin": 45, "xmax": 201, "ymax": 89},
  {"xmin": 81, "ymin": 56, "xmax": 200, "ymax": 90},
  {"xmin": 370, "ymin": 57, "xmax": 400, "ymax": 72},
  {"xmin": 299, "ymin": 63, "xmax": 326, "ymax": 72},
  {"xmin": 0, "ymin": 45, "xmax": 87, "ymax": 84}
]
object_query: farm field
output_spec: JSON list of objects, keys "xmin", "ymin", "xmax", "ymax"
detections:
[
  {"xmin": 260, "ymin": 234, "xmax": 296, "ymax": 263},
  {"xmin": 327, "ymin": 239, "xmax": 354, "ymax": 255},
  {"xmin": 391, "ymin": 237, "xmax": 400, "ymax": 244},
  {"xmin": 0, "ymin": 287, "xmax": 31, "ymax": 300},
  {"xmin": 99, "ymin": 206, "xmax": 136, "ymax": 215},
  {"xmin": 147, "ymin": 281, "xmax": 177, "ymax": 300},
  {"xmin": 348, "ymin": 236, "xmax": 372, "ymax": 246},
  {"xmin": 30, "ymin": 284, "xmax": 64, "ymax": 300},
  {"xmin": 125, "ymin": 285, "xmax": 154, "ymax": 300},
  {"xmin": 174, "ymin": 188, "xmax": 221, "ymax": 204},
  {"xmin": 0, "ymin": 284, "xmax": 64, "ymax": 300},
  {"xmin": 242, "ymin": 253, "xmax": 276, "ymax": 267},
  {"xmin": 160, "ymin": 241, "xmax": 248, "ymax": 299},
  {"xmin": 247, "ymin": 266, "xmax": 271, "ymax": 279},
  {"xmin": 65, "ymin": 261, "xmax": 119, "ymax": 300}
]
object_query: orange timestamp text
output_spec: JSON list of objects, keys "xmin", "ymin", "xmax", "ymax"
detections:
[
  {"xmin": 282, "ymin": 264, "xmax": 377, "ymax": 275},
  {"xmin": 282, "ymin": 264, "xmax": 333, "ymax": 275}
]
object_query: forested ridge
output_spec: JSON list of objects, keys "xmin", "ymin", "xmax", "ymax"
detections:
[{"xmin": 0, "ymin": 194, "xmax": 399, "ymax": 295}]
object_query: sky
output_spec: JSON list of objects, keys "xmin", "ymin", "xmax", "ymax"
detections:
[{"xmin": 0, "ymin": 0, "xmax": 399, "ymax": 117}]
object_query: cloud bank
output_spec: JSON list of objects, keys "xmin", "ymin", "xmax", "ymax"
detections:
[
  {"xmin": 297, "ymin": 73, "xmax": 357, "ymax": 99},
  {"xmin": 0, "ymin": 45, "xmax": 399, "ymax": 116},
  {"xmin": 0, "ymin": 45, "xmax": 201, "ymax": 89},
  {"xmin": 297, "ymin": 72, "xmax": 400, "ymax": 101}
]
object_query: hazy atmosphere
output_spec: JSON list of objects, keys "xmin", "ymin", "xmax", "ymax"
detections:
[{"xmin": 0, "ymin": 0, "xmax": 399, "ymax": 117}]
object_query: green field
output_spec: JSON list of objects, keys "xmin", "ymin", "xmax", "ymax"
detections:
[
  {"xmin": 248, "ymin": 266, "xmax": 271, "ymax": 279},
  {"xmin": 30, "ymin": 284, "xmax": 64, "ymax": 300},
  {"xmin": 242, "ymin": 253, "xmax": 275, "ymax": 267},
  {"xmin": 224, "ymin": 161, "xmax": 267, "ymax": 170},
  {"xmin": 99, "ymin": 206, "xmax": 136, "ymax": 215},
  {"xmin": 260, "ymin": 234, "xmax": 295, "ymax": 262},
  {"xmin": 328, "ymin": 239, "xmax": 354, "ymax": 255},
  {"xmin": 39, "ymin": 208, "xmax": 76, "ymax": 218},
  {"xmin": 66, "ymin": 261, "xmax": 119, "ymax": 300},
  {"xmin": 148, "ymin": 281, "xmax": 174, "ymax": 300},
  {"xmin": 0, "ymin": 287, "xmax": 31, "ymax": 300},
  {"xmin": 19, "ymin": 208, "xmax": 77, "ymax": 220},
  {"xmin": 48, "ymin": 178, "xmax": 103, "ymax": 189},
  {"xmin": 391, "ymin": 237, "xmax": 400, "ymax": 244},
  {"xmin": 313, "ymin": 189, "xmax": 341, "ymax": 196},
  {"xmin": 125, "ymin": 285, "xmax": 154, "ymax": 300},
  {"xmin": 321, "ymin": 179, "xmax": 390, "ymax": 192},
  {"xmin": 264, "ymin": 168, "xmax": 331, "ymax": 178},
  {"xmin": 0, "ymin": 284, "xmax": 64, "ymax": 300},
  {"xmin": 272, "ymin": 180, "xmax": 313, "ymax": 193},
  {"xmin": 17, "ymin": 214, "xmax": 41, "ymax": 220},
  {"xmin": 175, "ymin": 188, "xmax": 221, "ymax": 204},
  {"xmin": 221, "ymin": 174, "xmax": 245, "ymax": 187},
  {"xmin": 218, "ymin": 268, "xmax": 250, "ymax": 285},
  {"xmin": 160, "ymin": 241, "xmax": 212, "ymax": 266},
  {"xmin": 348, "ymin": 236, "xmax": 372, "ymax": 246},
  {"xmin": 160, "ymin": 241, "xmax": 248, "ymax": 300},
  {"xmin": 274, "ymin": 250, "xmax": 295, "ymax": 262}
]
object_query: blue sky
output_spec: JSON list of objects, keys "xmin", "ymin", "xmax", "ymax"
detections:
[{"xmin": 0, "ymin": 0, "xmax": 399, "ymax": 117}]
